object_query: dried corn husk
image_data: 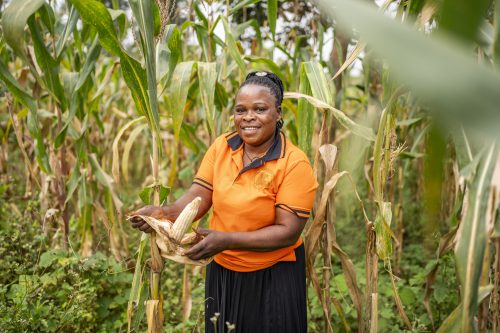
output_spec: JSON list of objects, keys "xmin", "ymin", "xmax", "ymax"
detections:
[{"xmin": 128, "ymin": 197, "xmax": 212, "ymax": 266}]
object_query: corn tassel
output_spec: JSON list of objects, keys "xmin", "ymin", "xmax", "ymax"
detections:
[{"xmin": 170, "ymin": 197, "xmax": 202, "ymax": 242}]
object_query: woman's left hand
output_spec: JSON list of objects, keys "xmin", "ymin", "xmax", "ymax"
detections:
[{"xmin": 185, "ymin": 228, "xmax": 229, "ymax": 260}]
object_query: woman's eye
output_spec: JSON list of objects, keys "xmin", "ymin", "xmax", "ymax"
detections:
[
  {"xmin": 256, "ymin": 107, "xmax": 266, "ymax": 113},
  {"xmin": 234, "ymin": 109, "xmax": 245, "ymax": 114}
]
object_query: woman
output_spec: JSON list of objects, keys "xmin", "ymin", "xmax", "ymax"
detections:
[{"xmin": 130, "ymin": 71, "xmax": 318, "ymax": 333}]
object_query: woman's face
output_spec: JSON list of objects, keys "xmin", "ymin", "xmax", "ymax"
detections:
[{"xmin": 234, "ymin": 84, "xmax": 281, "ymax": 149}]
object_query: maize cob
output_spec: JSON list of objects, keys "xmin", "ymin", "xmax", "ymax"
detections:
[
  {"xmin": 127, "ymin": 196, "xmax": 212, "ymax": 266},
  {"xmin": 170, "ymin": 196, "xmax": 202, "ymax": 242}
]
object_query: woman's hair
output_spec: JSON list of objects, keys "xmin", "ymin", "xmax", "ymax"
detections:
[{"xmin": 240, "ymin": 71, "xmax": 284, "ymax": 107}]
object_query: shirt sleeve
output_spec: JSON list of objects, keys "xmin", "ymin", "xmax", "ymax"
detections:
[
  {"xmin": 193, "ymin": 141, "xmax": 216, "ymax": 191},
  {"xmin": 275, "ymin": 159, "xmax": 318, "ymax": 219}
]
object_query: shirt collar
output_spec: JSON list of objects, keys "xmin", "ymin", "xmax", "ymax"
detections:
[{"xmin": 225, "ymin": 130, "xmax": 286, "ymax": 165}]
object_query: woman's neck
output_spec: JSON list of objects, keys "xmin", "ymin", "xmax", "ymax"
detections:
[{"xmin": 244, "ymin": 131, "xmax": 277, "ymax": 157}]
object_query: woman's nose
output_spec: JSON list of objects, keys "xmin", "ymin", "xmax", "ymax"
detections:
[{"xmin": 243, "ymin": 110, "xmax": 256, "ymax": 120}]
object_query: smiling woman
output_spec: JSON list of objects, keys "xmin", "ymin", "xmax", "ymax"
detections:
[{"xmin": 130, "ymin": 71, "xmax": 318, "ymax": 333}]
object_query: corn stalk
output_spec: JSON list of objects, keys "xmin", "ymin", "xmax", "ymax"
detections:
[{"xmin": 454, "ymin": 143, "xmax": 498, "ymax": 332}]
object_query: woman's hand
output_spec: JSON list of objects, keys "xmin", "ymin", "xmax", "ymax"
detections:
[
  {"xmin": 185, "ymin": 229, "xmax": 229, "ymax": 260},
  {"xmin": 128, "ymin": 183, "xmax": 213, "ymax": 234},
  {"xmin": 129, "ymin": 205, "xmax": 166, "ymax": 233}
]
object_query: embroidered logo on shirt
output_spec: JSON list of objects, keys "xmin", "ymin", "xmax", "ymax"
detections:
[{"xmin": 254, "ymin": 169, "xmax": 274, "ymax": 191}]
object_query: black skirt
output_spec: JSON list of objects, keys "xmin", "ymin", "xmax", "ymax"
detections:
[{"xmin": 204, "ymin": 244, "xmax": 307, "ymax": 333}]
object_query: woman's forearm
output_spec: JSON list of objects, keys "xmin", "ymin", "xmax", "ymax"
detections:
[
  {"xmin": 225, "ymin": 225, "xmax": 300, "ymax": 252},
  {"xmin": 185, "ymin": 209, "xmax": 305, "ymax": 260}
]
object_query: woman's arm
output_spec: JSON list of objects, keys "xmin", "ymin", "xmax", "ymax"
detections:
[
  {"xmin": 185, "ymin": 208, "xmax": 305, "ymax": 260},
  {"xmin": 129, "ymin": 183, "xmax": 213, "ymax": 233}
]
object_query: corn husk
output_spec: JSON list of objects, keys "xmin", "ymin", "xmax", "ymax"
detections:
[{"xmin": 128, "ymin": 197, "xmax": 212, "ymax": 266}]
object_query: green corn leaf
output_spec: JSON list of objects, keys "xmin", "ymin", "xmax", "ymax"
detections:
[
  {"xmin": 244, "ymin": 56, "xmax": 283, "ymax": 82},
  {"xmin": 0, "ymin": 61, "xmax": 37, "ymax": 112},
  {"xmin": 167, "ymin": 61, "xmax": 195, "ymax": 141},
  {"xmin": 128, "ymin": 233, "xmax": 148, "ymax": 332},
  {"xmin": 55, "ymin": 38, "xmax": 101, "ymax": 148},
  {"xmin": 74, "ymin": 38, "xmax": 102, "ymax": 93},
  {"xmin": 28, "ymin": 17, "xmax": 67, "ymax": 111},
  {"xmin": 315, "ymin": 0, "xmax": 500, "ymax": 140},
  {"xmin": 129, "ymin": 0, "xmax": 160, "ymax": 134},
  {"xmin": 108, "ymin": 8, "xmax": 128, "ymax": 37},
  {"xmin": 65, "ymin": 165, "xmax": 82, "ymax": 206},
  {"xmin": 439, "ymin": 0, "xmax": 490, "ymax": 44},
  {"xmin": 62, "ymin": 72, "xmax": 79, "ymax": 103},
  {"xmin": 302, "ymin": 62, "xmax": 334, "ymax": 106},
  {"xmin": 54, "ymin": 102, "xmax": 77, "ymax": 149},
  {"xmin": 0, "ymin": 59, "xmax": 51, "ymax": 173},
  {"xmin": 167, "ymin": 25, "xmax": 181, "ymax": 75},
  {"xmin": 38, "ymin": 3, "xmax": 55, "ymax": 35},
  {"xmin": 70, "ymin": 0, "xmax": 154, "ymax": 131},
  {"xmin": 493, "ymin": 206, "xmax": 500, "ymax": 238},
  {"xmin": 56, "ymin": 5, "xmax": 79, "ymax": 58},
  {"xmin": 156, "ymin": 24, "xmax": 179, "ymax": 82},
  {"xmin": 197, "ymin": 62, "xmax": 217, "ymax": 137},
  {"xmin": 495, "ymin": 0, "xmax": 500, "ymax": 62},
  {"xmin": 437, "ymin": 286, "xmax": 493, "ymax": 333},
  {"xmin": 139, "ymin": 187, "xmax": 154, "ymax": 205},
  {"xmin": 236, "ymin": 19, "xmax": 263, "ymax": 47},
  {"xmin": 139, "ymin": 184, "xmax": 170, "ymax": 205},
  {"xmin": 89, "ymin": 153, "xmax": 123, "ymax": 211},
  {"xmin": 180, "ymin": 122, "xmax": 208, "ymax": 155},
  {"xmin": 455, "ymin": 143, "xmax": 498, "ymax": 332},
  {"xmin": 222, "ymin": 17, "xmax": 246, "ymax": 74},
  {"xmin": 122, "ymin": 124, "xmax": 147, "ymax": 183},
  {"xmin": 372, "ymin": 107, "xmax": 388, "ymax": 201},
  {"xmin": 374, "ymin": 201, "xmax": 393, "ymax": 261},
  {"xmin": 1, "ymin": 0, "xmax": 46, "ymax": 59},
  {"xmin": 214, "ymin": 81, "xmax": 229, "ymax": 110},
  {"xmin": 69, "ymin": 0, "xmax": 122, "ymax": 56},
  {"xmin": 297, "ymin": 63, "xmax": 315, "ymax": 160},
  {"xmin": 267, "ymin": 0, "xmax": 277, "ymax": 40},
  {"xmin": 120, "ymin": 55, "xmax": 151, "ymax": 120},
  {"xmin": 191, "ymin": 23, "xmax": 214, "ymax": 63},
  {"xmin": 229, "ymin": 0, "xmax": 261, "ymax": 16},
  {"xmin": 284, "ymin": 92, "xmax": 375, "ymax": 142}
]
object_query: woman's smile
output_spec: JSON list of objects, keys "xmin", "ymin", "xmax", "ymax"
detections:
[{"xmin": 241, "ymin": 125, "xmax": 261, "ymax": 133}]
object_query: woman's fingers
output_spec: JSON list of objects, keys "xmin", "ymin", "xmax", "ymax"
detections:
[
  {"xmin": 186, "ymin": 231, "xmax": 226, "ymax": 260},
  {"xmin": 194, "ymin": 227, "xmax": 211, "ymax": 236},
  {"xmin": 130, "ymin": 219, "xmax": 144, "ymax": 227},
  {"xmin": 129, "ymin": 216, "xmax": 143, "ymax": 224},
  {"xmin": 138, "ymin": 223, "xmax": 153, "ymax": 233},
  {"xmin": 129, "ymin": 216, "xmax": 153, "ymax": 233},
  {"xmin": 185, "ymin": 239, "xmax": 208, "ymax": 259},
  {"xmin": 128, "ymin": 205, "xmax": 164, "ymax": 233},
  {"xmin": 130, "ymin": 205, "xmax": 163, "ymax": 218}
]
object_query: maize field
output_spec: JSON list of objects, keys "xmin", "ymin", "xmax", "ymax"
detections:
[{"xmin": 0, "ymin": 0, "xmax": 500, "ymax": 332}]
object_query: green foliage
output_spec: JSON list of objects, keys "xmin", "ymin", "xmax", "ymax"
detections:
[
  {"xmin": 317, "ymin": 0, "xmax": 500, "ymax": 141},
  {"xmin": 1, "ymin": 0, "xmax": 499, "ymax": 331},
  {"xmin": 307, "ymin": 247, "xmax": 460, "ymax": 332},
  {"xmin": 0, "ymin": 200, "xmax": 132, "ymax": 332}
]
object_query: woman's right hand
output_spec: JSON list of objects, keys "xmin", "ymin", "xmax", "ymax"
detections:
[{"xmin": 129, "ymin": 205, "xmax": 166, "ymax": 233}]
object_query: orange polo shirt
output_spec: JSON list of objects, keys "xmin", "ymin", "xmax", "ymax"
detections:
[{"xmin": 193, "ymin": 131, "xmax": 318, "ymax": 272}]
